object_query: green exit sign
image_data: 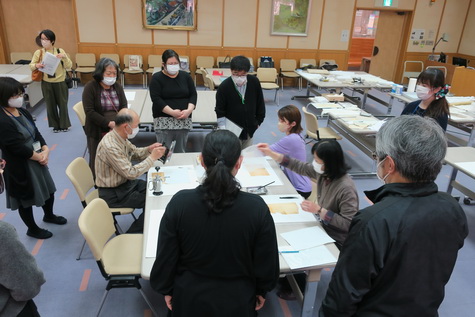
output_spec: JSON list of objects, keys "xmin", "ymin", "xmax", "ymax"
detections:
[{"xmin": 383, "ymin": 0, "xmax": 393, "ymax": 6}]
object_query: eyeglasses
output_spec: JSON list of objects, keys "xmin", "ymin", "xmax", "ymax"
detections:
[{"xmin": 372, "ymin": 152, "xmax": 387, "ymax": 161}]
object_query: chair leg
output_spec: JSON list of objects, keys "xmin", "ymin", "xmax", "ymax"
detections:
[
  {"xmin": 96, "ymin": 289, "xmax": 110, "ymax": 317},
  {"xmin": 139, "ymin": 289, "xmax": 158, "ymax": 317},
  {"xmin": 76, "ymin": 239, "xmax": 87, "ymax": 260},
  {"xmin": 274, "ymin": 89, "xmax": 279, "ymax": 105}
]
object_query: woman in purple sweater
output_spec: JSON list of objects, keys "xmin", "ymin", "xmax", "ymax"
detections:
[{"xmin": 269, "ymin": 105, "xmax": 312, "ymax": 198}]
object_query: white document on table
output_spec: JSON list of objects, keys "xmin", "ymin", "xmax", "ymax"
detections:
[
  {"xmin": 145, "ymin": 209, "xmax": 166, "ymax": 258},
  {"xmin": 261, "ymin": 195, "xmax": 317, "ymax": 223},
  {"xmin": 242, "ymin": 145, "xmax": 264, "ymax": 158},
  {"xmin": 225, "ymin": 118, "xmax": 243, "ymax": 138},
  {"xmin": 125, "ymin": 91, "xmax": 136, "ymax": 101},
  {"xmin": 148, "ymin": 165, "xmax": 198, "ymax": 196},
  {"xmin": 281, "ymin": 245, "xmax": 338, "ymax": 270},
  {"xmin": 281, "ymin": 226, "xmax": 335, "ymax": 251},
  {"xmin": 40, "ymin": 52, "xmax": 60, "ymax": 76},
  {"xmin": 236, "ymin": 156, "xmax": 283, "ymax": 188},
  {"xmin": 453, "ymin": 162, "xmax": 475, "ymax": 176}
]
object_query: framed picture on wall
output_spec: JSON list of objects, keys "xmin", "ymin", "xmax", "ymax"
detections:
[
  {"xmin": 142, "ymin": 0, "xmax": 197, "ymax": 30},
  {"xmin": 271, "ymin": 0, "xmax": 311, "ymax": 36}
]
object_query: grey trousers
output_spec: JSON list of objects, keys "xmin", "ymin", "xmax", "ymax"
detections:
[
  {"xmin": 41, "ymin": 81, "xmax": 71, "ymax": 129},
  {"xmin": 155, "ymin": 129, "xmax": 189, "ymax": 153}
]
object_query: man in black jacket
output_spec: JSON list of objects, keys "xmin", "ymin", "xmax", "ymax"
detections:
[
  {"xmin": 215, "ymin": 55, "xmax": 265, "ymax": 149},
  {"xmin": 320, "ymin": 115, "xmax": 468, "ymax": 317}
]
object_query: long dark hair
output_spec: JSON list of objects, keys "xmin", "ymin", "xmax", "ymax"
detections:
[
  {"xmin": 311, "ymin": 140, "xmax": 349, "ymax": 181},
  {"xmin": 201, "ymin": 130, "xmax": 242, "ymax": 213},
  {"xmin": 417, "ymin": 68, "xmax": 449, "ymax": 119}
]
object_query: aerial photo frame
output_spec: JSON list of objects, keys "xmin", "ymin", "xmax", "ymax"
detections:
[
  {"xmin": 271, "ymin": 0, "xmax": 311, "ymax": 36},
  {"xmin": 142, "ymin": 0, "xmax": 197, "ymax": 30}
]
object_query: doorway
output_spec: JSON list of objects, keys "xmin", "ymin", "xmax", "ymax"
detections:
[{"xmin": 348, "ymin": 10, "xmax": 379, "ymax": 71}]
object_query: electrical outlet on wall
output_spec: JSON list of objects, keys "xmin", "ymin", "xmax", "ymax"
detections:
[{"xmin": 340, "ymin": 30, "xmax": 349, "ymax": 42}]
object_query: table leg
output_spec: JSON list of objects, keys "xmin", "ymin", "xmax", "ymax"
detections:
[
  {"xmin": 301, "ymin": 269, "xmax": 322, "ymax": 317},
  {"xmin": 447, "ymin": 167, "xmax": 458, "ymax": 195},
  {"xmin": 361, "ymin": 89, "xmax": 369, "ymax": 110},
  {"xmin": 467, "ymin": 127, "xmax": 475, "ymax": 147},
  {"xmin": 292, "ymin": 80, "xmax": 314, "ymax": 100},
  {"xmin": 388, "ymin": 95, "xmax": 394, "ymax": 115}
]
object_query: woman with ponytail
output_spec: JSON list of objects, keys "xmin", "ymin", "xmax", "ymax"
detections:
[
  {"xmin": 401, "ymin": 68, "xmax": 450, "ymax": 131},
  {"xmin": 150, "ymin": 130, "xmax": 279, "ymax": 317}
]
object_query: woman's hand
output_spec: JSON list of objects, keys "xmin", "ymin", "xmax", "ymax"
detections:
[
  {"xmin": 169, "ymin": 109, "xmax": 182, "ymax": 118},
  {"xmin": 177, "ymin": 108, "xmax": 192, "ymax": 119},
  {"xmin": 56, "ymin": 53, "xmax": 65, "ymax": 59},
  {"xmin": 257, "ymin": 143, "xmax": 283, "ymax": 163},
  {"xmin": 164, "ymin": 295, "xmax": 173, "ymax": 311},
  {"xmin": 35, "ymin": 63, "xmax": 45, "ymax": 69},
  {"xmin": 38, "ymin": 153, "xmax": 48, "ymax": 166},
  {"xmin": 301, "ymin": 200, "xmax": 320, "ymax": 214}
]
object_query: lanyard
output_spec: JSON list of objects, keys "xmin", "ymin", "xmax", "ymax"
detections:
[
  {"xmin": 412, "ymin": 105, "xmax": 425, "ymax": 115},
  {"xmin": 4, "ymin": 108, "xmax": 36, "ymax": 140},
  {"xmin": 234, "ymin": 84, "xmax": 245, "ymax": 104}
]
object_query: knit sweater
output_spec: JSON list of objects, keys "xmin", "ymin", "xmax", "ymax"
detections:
[{"xmin": 0, "ymin": 221, "xmax": 45, "ymax": 316}]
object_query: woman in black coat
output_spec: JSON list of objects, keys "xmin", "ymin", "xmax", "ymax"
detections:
[{"xmin": 0, "ymin": 77, "xmax": 67, "ymax": 239}]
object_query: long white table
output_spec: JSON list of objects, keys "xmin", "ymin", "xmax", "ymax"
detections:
[
  {"xmin": 444, "ymin": 147, "xmax": 475, "ymax": 202},
  {"xmin": 141, "ymin": 153, "xmax": 339, "ymax": 317}
]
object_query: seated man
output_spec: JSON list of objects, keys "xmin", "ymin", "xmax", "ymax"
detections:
[
  {"xmin": 320, "ymin": 115, "xmax": 468, "ymax": 316},
  {"xmin": 95, "ymin": 108, "xmax": 165, "ymax": 233}
]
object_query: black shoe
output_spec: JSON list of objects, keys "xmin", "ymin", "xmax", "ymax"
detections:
[
  {"xmin": 276, "ymin": 290, "xmax": 297, "ymax": 301},
  {"xmin": 43, "ymin": 215, "xmax": 67, "ymax": 225},
  {"xmin": 27, "ymin": 228, "xmax": 53, "ymax": 239}
]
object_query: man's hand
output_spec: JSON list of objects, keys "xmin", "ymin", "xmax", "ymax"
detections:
[
  {"xmin": 164, "ymin": 295, "xmax": 173, "ymax": 311},
  {"xmin": 148, "ymin": 143, "xmax": 163, "ymax": 152},
  {"xmin": 255, "ymin": 295, "xmax": 266, "ymax": 310},
  {"xmin": 150, "ymin": 146, "xmax": 166, "ymax": 161}
]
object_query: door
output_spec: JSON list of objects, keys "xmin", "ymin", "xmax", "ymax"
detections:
[{"xmin": 369, "ymin": 11, "xmax": 406, "ymax": 81}]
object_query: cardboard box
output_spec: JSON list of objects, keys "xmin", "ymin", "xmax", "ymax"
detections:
[{"xmin": 322, "ymin": 93, "xmax": 345, "ymax": 102}]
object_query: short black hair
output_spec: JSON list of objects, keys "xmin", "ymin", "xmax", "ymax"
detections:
[
  {"xmin": 162, "ymin": 49, "xmax": 180, "ymax": 64},
  {"xmin": 93, "ymin": 58, "xmax": 120, "ymax": 82},
  {"xmin": 230, "ymin": 56, "xmax": 251, "ymax": 72},
  {"xmin": 36, "ymin": 29, "xmax": 56, "ymax": 47},
  {"xmin": 0, "ymin": 77, "xmax": 25, "ymax": 108},
  {"xmin": 311, "ymin": 140, "xmax": 349, "ymax": 180}
]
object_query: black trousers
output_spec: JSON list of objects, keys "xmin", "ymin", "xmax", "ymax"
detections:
[{"xmin": 17, "ymin": 299, "xmax": 40, "ymax": 317}]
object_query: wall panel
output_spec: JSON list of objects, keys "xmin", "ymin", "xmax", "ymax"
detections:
[
  {"xmin": 76, "ymin": 0, "xmax": 115, "ymax": 43},
  {"xmin": 153, "ymin": 30, "xmax": 188, "ymax": 46},
  {"xmin": 288, "ymin": 0, "xmax": 323, "ymax": 50},
  {"xmin": 319, "ymin": 0, "xmax": 355, "ymax": 50},
  {"xmin": 223, "ymin": 0, "xmax": 256, "ymax": 47},
  {"xmin": 256, "ymin": 0, "xmax": 287, "ymax": 48},
  {"xmin": 435, "ymin": 0, "xmax": 470, "ymax": 54},
  {"xmin": 459, "ymin": 0, "xmax": 475, "ymax": 56},
  {"xmin": 189, "ymin": 0, "xmax": 222, "ymax": 46},
  {"xmin": 115, "ymin": 0, "xmax": 152, "ymax": 44},
  {"xmin": 406, "ymin": 0, "xmax": 444, "ymax": 52}
]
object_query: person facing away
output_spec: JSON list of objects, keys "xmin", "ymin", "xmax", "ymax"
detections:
[
  {"xmin": 149, "ymin": 49, "xmax": 197, "ymax": 153},
  {"xmin": 82, "ymin": 57, "xmax": 128, "ymax": 176},
  {"xmin": 150, "ymin": 130, "xmax": 279, "ymax": 317},
  {"xmin": 29, "ymin": 29, "xmax": 72, "ymax": 133},
  {"xmin": 95, "ymin": 108, "xmax": 165, "ymax": 233},
  {"xmin": 0, "ymin": 77, "xmax": 67, "ymax": 240},
  {"xmin": 258, "ymin": 140, "xmax": 358, "ymax": 248},
  {"xmin": 215, "ymin": 55, "xmax": 265, "ymax": 149},
  {"xmin": 320, "ymin": 115, "xmax": 468, "ymax": 317},
  {"xmin": 269, "ymin": 105, "xmax": 312, "ymax": 198},
  {"xmin": 401, "ymin": 68, "xmax": 450, "ymax": 131}
]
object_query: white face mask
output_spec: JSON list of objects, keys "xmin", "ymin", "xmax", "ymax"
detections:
[
  {"xmin": 41, "ymin": 39, "xmax": 51, "ymax": 49},
  {"xmin": 376, "ymin": 157, "xmax": 390, "ymax": 184},
  {"xmin": 127, "ymin": 124, "xmax": 139, "ymax": 139},
  {"xmin": 166, "ymin": 64, "xmax": 180, "ymax": 75},
  {"xmin": 102, "ymin": 76, "xmax": 116, "ymax": 86},
  {"xmin": 415, "ymin": 85, "xmax": 432, "ymax": 100},
  {"xmin": 232, "ymin": 75, "xmax": 247, "ymax": 87},
  {"xmin": 312, "ymin": 160, "xmax": 324, "ymax": 174},
  {"xmin": 8, "ymin": 96, "xmax": 23, "ymax": 108}
]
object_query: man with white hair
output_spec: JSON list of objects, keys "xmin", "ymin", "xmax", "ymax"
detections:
[{"xmin": 320, "ymin": 115, "xmax": 468, "ymax": 316}]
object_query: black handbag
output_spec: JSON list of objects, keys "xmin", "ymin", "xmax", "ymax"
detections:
[
  {"xmin": 219, "ymin": 55, "xmax": 231, "ymax": 68},
  {"xmin": 58, "ymin": 48, "xmax": 73, "ymax": 89}
]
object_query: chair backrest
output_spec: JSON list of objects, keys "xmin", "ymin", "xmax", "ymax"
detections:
[
  {"xmin": 205, "ymin": 74, "xmax": 215, "ymax": 90},
  {"xmin": 302, "ymin": 106, "xmax": 319, "ymax": 136},
  {"xmin": 65, "ymin": 157, "xmax": 95, "ymax": 205},
  {"xmin": 196, "ymin": 56, "xmax": 214, "ymax": 69},
  {"xmin": 300, "ymin": 58, "xmax": 317, "ymax": 68},
  {"xmin": 73, "ymin": 102, "xmax": 86, "ymax": 127},
  {"xmin": 280, "ymin": 59, "xmax": 297, "ymax": 72},
  {"xmin": 257, "ymin": 68, "xmax": 278, "ymax": 83},
  {"xmin": 99, "ymin": 53, "xmax": 120, "ymax": 65},
  {"xmin": 78, "ymin": 198, "xmax": 116, "ymax": 261},
  {"xmin": 76, "ymin": 53, "xmax": 96, "ymax": 68},
  {"xmin": 10, "ymin": 52, "xmax": 33, "ymax": 64},
  {"xmin": 147, "ymin": 55, "xmax": 162, "ymax": 68},
  {"xmin": 426, "ymin": 65, "xmax": 447, "ymax": 78},
  {"xmin": 124, "ymin": 54, "xmax": 143, "ymax": 68},
  {"xmin": 319, "ymin": 59, "xmax": 337, "ymax": 67},
  {"xmin": 402, "ymin": 60, "xmax": 424, "ymax": 82},
  {"xmin": 216, "ymin": 56, "xmax": 228, "ymax": 65}
]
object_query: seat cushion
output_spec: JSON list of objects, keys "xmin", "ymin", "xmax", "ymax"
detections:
[
  {"xmin": 261, "ymin": 83, "xmax": 279, "ymax": 89},
  {"xmin": 102, "ymin": 234, "xmax": 143, "ymax": 275}
]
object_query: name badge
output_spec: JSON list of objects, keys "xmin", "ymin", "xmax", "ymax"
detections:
[{"xmin": 33, "ymin": 141, "xmax": 42, "ymax": 153}]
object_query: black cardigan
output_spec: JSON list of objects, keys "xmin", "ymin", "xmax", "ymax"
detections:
[
  {"xmin": 0, "ymin": 108, "xmax": 46, "ymax": 200},
  {"xmin": 82, "ymin": 80, "xmax": 128, "ymax": 139}
]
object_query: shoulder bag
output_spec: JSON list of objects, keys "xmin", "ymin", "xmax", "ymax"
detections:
[
  {"xmin": 31, "ymin": 50, "xmax": 43, "ymax": 82},
  {"xmin": 58, "ymin": 48, "xmax": 73, "ymax": 89}
]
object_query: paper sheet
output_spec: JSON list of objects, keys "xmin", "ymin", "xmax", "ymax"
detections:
[
  {"xmin": 145, "ymin": 209, "xmax": 166, "ymax": 258},
  {"xmin": 261, "ymin": 195, "xmax": 317, "ymax": 223},
  {"xmin": 281, "ymin": 245, "xmax": 338, "ymax": 270},
  {"xmin": 280, "ymin": 226, "xmax": 335, "ymax": 250},
  {"xmin": 147, "ymin": 165, "xmax": 198, "ymax": 196},
  {"xmin": 39, "ymin": 52, "xmax": 61, "ymax": 76},
  {"xmin": 236, "ymin": 157, "xmax": 283, "ymax": 188},
  {"xmin": 125, "ymin": 91, "xmax": 136, "ymax": 101},
  {"xmin": 225, "ymin": 118, "xmax": 243, "ymax": 138},
  {"xmin": 242, "ymin": 145, "xmax": 264, "ymax": 158}
]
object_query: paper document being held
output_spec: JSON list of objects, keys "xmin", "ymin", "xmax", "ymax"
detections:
[
  {"xmin": 220, "ymin": 117, "xmax": 243, "ymax": 138},
  {"xmin": 39, "ymin": 52, "xmax": 61, "ymax": 76}
]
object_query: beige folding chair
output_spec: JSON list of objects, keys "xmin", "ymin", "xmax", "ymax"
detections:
[
  {"xmin": 66, "ymin": 157, "xmax": 135, "ymax": 260},
  {"xmin": 302, "ymin": 106, "xmax": 341, "ymax": 142},
  {"xmin": 216, "ymin": 56, "xmax": 228, "ymax": 66},
  {"xmin": 75, "ymin": 53, "xmax": 96, "ymax": 84},
  {"xmin": 64, "ymin": 53, "xmax": 78, "ymax": 88},
  {"xmin": 300, "ymin": 58, "xmax": 317, "ymax": 68},
  {"xmin": 257, "ymin": 68, "xmax": 280, "ymax": 105},
  {"xmin": 195, "ymin": 56, "xmax": 214, "ymax": 85},
  {"xmin": 204, "ymin": 74, "xmax": 216, "ymax": 91},
  {"xmin": 402, "ymin": 61, "xmax": 424, "ymax": 84},
  {"xmin": 10, "ymin": 52, "xmax": 33, "ymax": 64},
  {"xmin": 145, "ymin": 54, "xmax": 162, "ymax": 85},
  {"xmin": 122, "ymin": 54, "xmax": 146, "ymax": 88},
  {"xmin": 99, "ymin": 53, "xmax": 120, "ymax": 65},
  {"xmin": 248, "ymin": 57, "xmax": 257, "ymax": 75},
  {"xmin": 72, "ymin": 102, "xmax": 87, "ymax": 157},
  {"xmin": 78, "ymin": 198, "xmax": 157, "ymax": 317},
  {"xmin": 426, "ymin": 65, "xmax": 447, "ymax": 78},
  {"xmin": 280, "ymin": 59, "xmax": 301, "ymax": 91}
]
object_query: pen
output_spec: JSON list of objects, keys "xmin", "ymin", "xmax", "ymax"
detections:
[
  {"xmin": 279, "ymin": 196, "xmax": 298, "ymax": 199},
  {"xmin": 257, "ymin": 181, "xmax": 275, "ymax": 189},
  {"xmin": 280, "ymin": 251, "xmax": 299, "ymax": 254}
]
